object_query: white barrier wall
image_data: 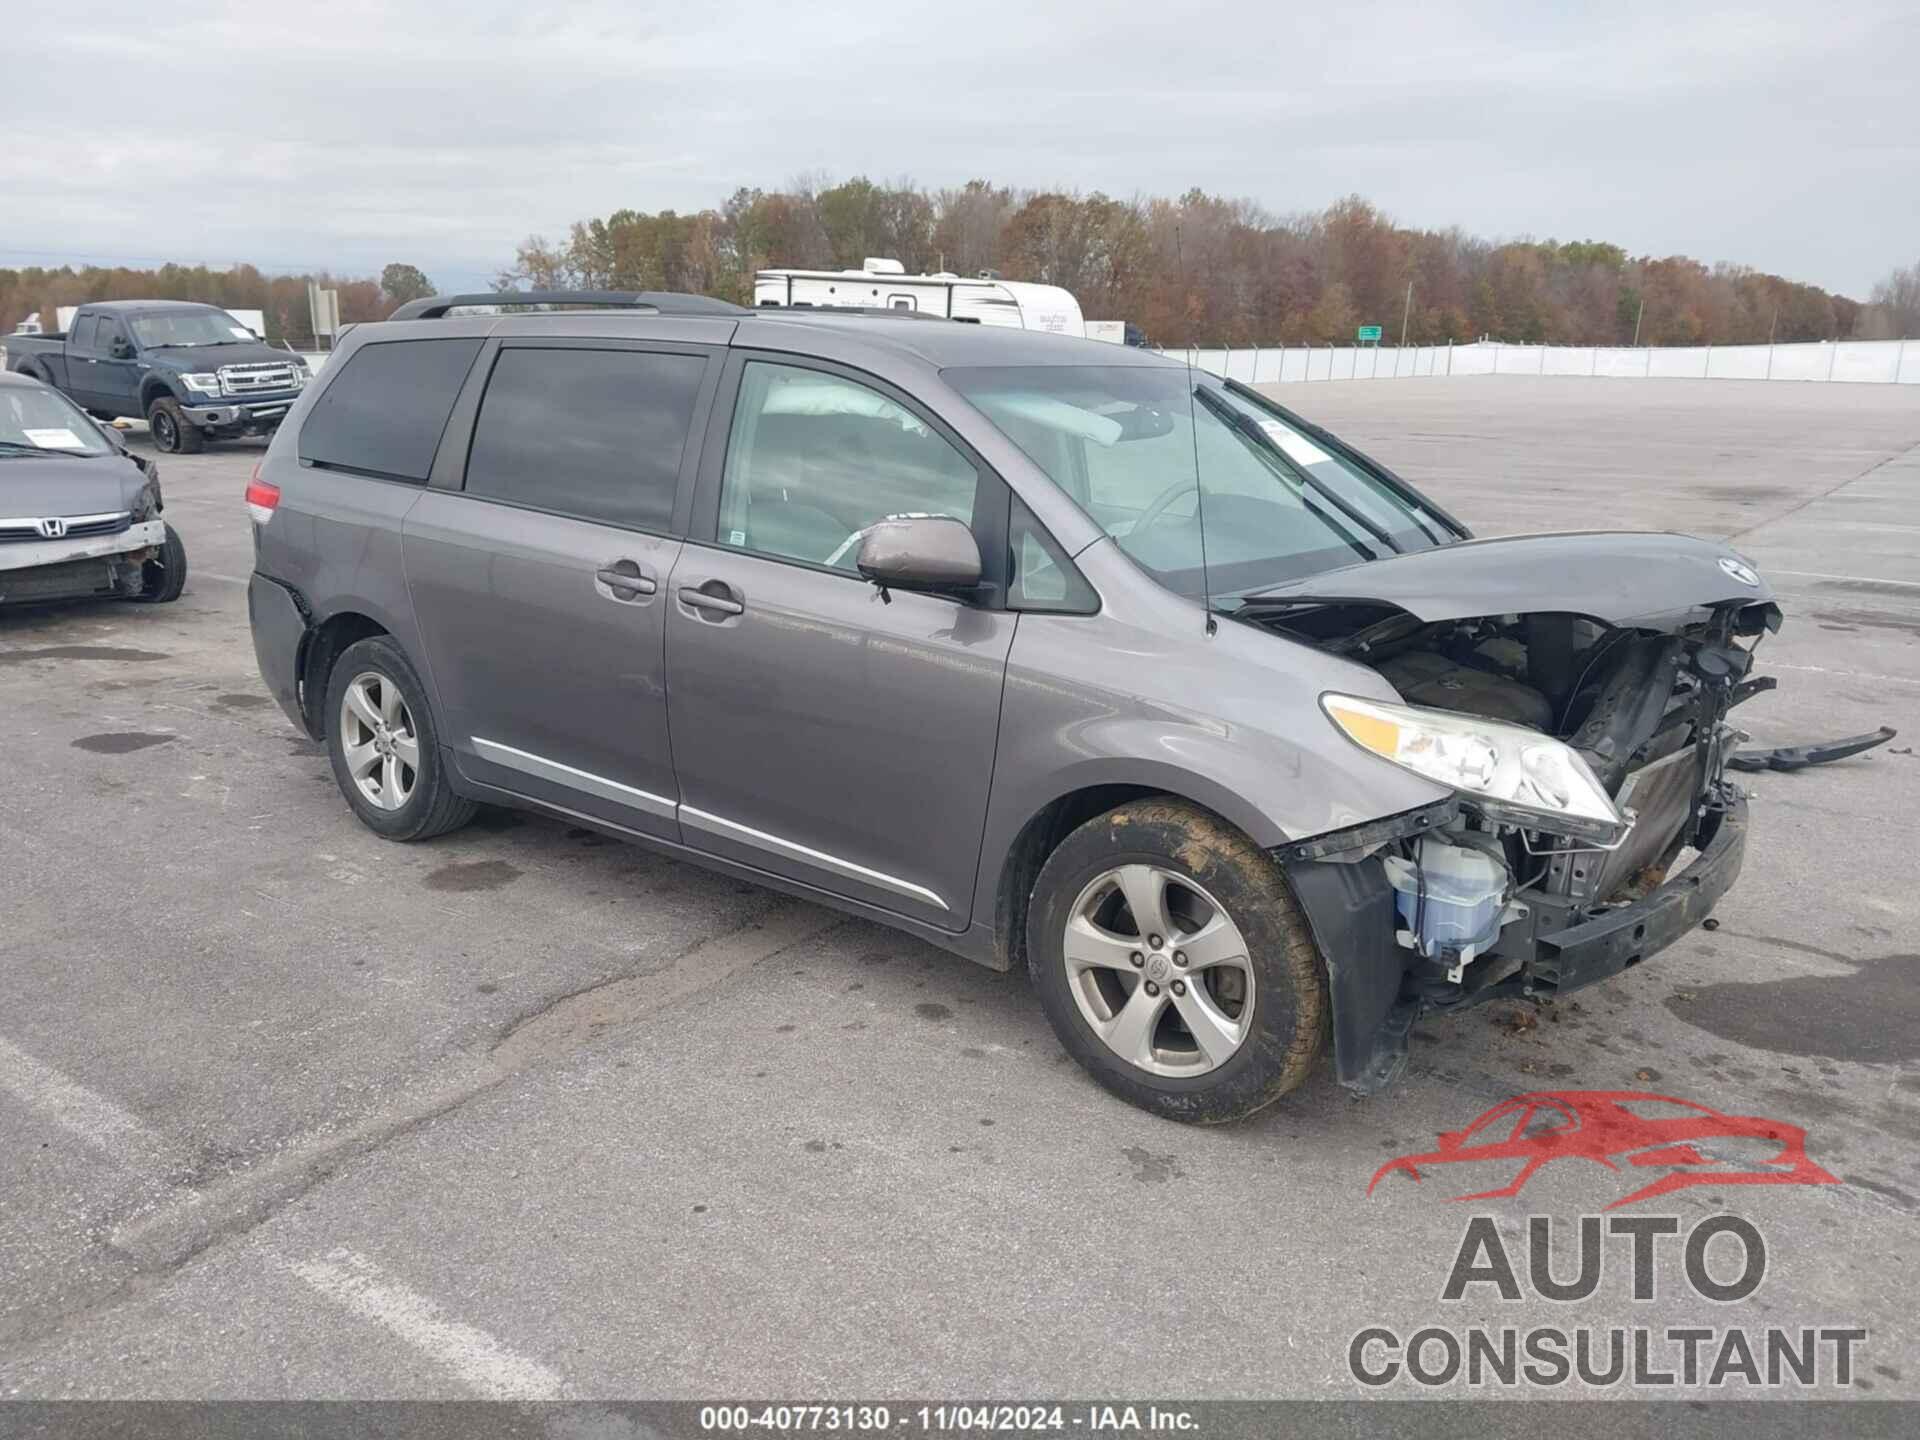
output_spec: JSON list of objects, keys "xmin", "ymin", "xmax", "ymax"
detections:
[{"xmin": 1155, "ymin": 338, "xmax": 1919, "ymax": 385}]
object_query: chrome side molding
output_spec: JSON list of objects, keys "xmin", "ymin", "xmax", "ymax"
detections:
[
  {"xmin": 472, "ymin": 737, "xmax": 676, "ymax": 819},
  {"xmin": 469, "ymin": 737, "xmax": 948, "ymax": 912}
]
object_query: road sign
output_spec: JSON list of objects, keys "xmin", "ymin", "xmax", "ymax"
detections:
[{"xmin": 1356, "ymin": 325, "xmax": 1382, "ymax": 343}]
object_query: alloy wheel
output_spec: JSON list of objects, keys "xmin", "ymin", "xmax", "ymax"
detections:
[
  {"xmin": 338, "ymin": 671, "xmax": 419, "ymax": 811},
  {"xmin": 1062, "ymin": 864, "xmax": 1256, "ymax": 1076}
]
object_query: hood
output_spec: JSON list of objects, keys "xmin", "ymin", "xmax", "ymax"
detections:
[
  {"xmin": 0, "ymin": 451, "xmax": 148, "ymax": 518},
  {"xmin": 1241, "ymin": 531, "xmax": 1778, "ymax": 628},
  {"xmin": 145, "ymin": 341, "xmax": 300, "ymax": 372}
]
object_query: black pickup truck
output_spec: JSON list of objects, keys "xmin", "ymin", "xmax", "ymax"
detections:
[{"xmin": 5, "ymin": 300, "xmax": 311, "ymax": 453}]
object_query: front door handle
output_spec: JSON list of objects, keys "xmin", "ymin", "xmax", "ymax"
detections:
[
  {"xmin": 595, "ymin": 561, "xmax": 656, "ymax": 600},
  {"xmin": 678, "ymin": 585, "xmax": 744, "ymax": 618}
]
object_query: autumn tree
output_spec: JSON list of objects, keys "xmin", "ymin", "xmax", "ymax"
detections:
[
  {"xmin": 1860, "ymin": 260, "xmax": 1920, "ymax": 339},
  {"xmin": 3, "ymin": 186, "xmax": 1876, "ymax": 352},
  {"xmin": 380, "ymin": 263, "xmax": 435, "ymax": 304}
]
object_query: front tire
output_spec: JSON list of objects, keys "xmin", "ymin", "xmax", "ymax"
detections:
[
  {"xmin": 146, "ymin": 397, "xmax": 204, "ymax": 454},
  {"xmin": 1027, "ymin": 798, "xmax": 1328, "ymax": 1124},
  {"xmin": 323, "ymin": 637, "xmax": 476, "ymax": 842},
  {"xmin": 131, "ymin": 523, "xmax": 187, "ymax": 603}
]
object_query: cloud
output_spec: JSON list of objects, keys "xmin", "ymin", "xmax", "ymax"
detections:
[{"xmin": 4, "ymin": 0, "xmax": 1914, "ymax": 294}]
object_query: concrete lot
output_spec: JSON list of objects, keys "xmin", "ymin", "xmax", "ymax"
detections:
[{"xmin": 1, "ymin": 376, "xmax": 1915, "ymax": 1400}]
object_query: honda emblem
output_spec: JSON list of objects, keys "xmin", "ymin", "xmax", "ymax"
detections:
[{"xmin": 34, "ymin": 517, "xmax": 68, "ymax": 539}]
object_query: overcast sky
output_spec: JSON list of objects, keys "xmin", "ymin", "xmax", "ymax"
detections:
[{"xmin": 4, "ymin": 1, "xmax": 1914, "ymax": 297}]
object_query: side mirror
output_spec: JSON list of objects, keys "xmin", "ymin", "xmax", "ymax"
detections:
[
  {"xmin": 856, "ymin": 516, "xmax": 982, "ymax": 597},
  {"xmin": 110, "ymin": 338, "xmax": 134, "ymax": 359}
]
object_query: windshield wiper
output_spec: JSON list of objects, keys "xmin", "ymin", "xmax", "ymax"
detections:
[
  {"xmin": 1192, "ymin": 386, "xmax": 1404, "ymax": 557},
  {"xmin": 0, "ymin": 440, "xmax": 87, "ymax": 459}
]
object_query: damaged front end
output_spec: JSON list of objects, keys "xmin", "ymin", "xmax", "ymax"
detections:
[{"xmin": 1246, "ymin": 535, "xmax": 1805, "ymax": 1093}]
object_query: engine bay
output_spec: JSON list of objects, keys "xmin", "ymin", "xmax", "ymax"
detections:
[{"xmin": 1247, "ymin": 596, "xmax": 1781, "ymax": 1005}]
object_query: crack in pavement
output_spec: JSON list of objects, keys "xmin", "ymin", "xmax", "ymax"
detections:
[
  {"xmin": 1725, "ymin": 437, "xmax": 1920, "ymax": 544},
  {"xmin": 0, "ymin": 903, "xmax": 845, "ymax": 1351}
]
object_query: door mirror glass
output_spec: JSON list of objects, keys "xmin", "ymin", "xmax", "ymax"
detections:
[
  {"xmin": 856, "ymin": 516, "xmax": 982, "ymax": 594},
  {"xmin": 108, "ymin": 336, "xmax": 134, "ymax": 359}
]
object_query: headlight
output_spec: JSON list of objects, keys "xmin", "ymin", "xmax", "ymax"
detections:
[
  {"xmin": 1322, "ymin": 693, "xmax": 1625, "ymax": 843},
  {"xmin": 180, "ymin": 372, "xmax": 223, "ymax": 397}
]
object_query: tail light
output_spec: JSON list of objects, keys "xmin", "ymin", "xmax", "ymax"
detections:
[{"xmin": 245, "ymin": 463, "xmax": 280, "ymax": 525}]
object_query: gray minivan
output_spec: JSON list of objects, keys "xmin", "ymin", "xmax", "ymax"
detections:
[{"xmin": 248, "ymin": 292, "xmax": 1778, "ymax": 1121}]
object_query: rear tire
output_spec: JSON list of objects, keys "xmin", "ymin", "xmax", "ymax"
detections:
[
  {"xmin": 146, "ymin": 397, "xmax": 203, "ymax": 454},
  {"xmin": 131, "ymin": 523, "xmax": 187, "ymax": 603},
  {"xmin": 323, "ymin": 636, "xmax": 477, "ymax": 842},
  {"xmin": 1026, "ymin": 798, "xmax": 1328, "ymax": 1124}
]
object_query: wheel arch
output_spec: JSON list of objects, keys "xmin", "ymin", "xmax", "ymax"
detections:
[
  {"xmin": 986, "ymin": 771, "xmax": 1283, "ymax": 974},
  {"xmin": 139, "ymin": 376, "xmax": 179, "ymax": 411},
  {"xmin": 299, "ymin": 609, "xmax": 394, "ymax": 739}
]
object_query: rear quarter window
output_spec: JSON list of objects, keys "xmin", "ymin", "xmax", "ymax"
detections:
[{"xmin": 298, "ymin": 338, "xmax": 483, "ymax": 482}]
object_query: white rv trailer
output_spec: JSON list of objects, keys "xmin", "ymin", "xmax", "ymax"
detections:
[{"xmin": 753, "ymin": 258, "xmax": 1084, "ymax": 338}]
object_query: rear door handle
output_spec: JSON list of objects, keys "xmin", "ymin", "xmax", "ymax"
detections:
[
  {"xmin": 595, "ymin": 562, "xmax": 656, "ymax": 599},
  {"xmin": 678, "ymin": 585, "xmax": 744, "ymax": 618}
]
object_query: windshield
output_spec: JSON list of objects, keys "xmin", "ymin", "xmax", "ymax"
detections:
[
  {"xmin": 946, "ymin": 364, "xmax": 1453, "ymax": 599},
  {"xmin": 0, "ymin": 384, "xmax": 113, "ymax": 456},
  {"xmin": 129, "ymin": 309, "xmax": 256, "ymax": 348}
]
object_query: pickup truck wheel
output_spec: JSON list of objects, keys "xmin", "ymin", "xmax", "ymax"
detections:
[
  {"xmin": 146, "ymin": 397, "xmax": 203, "ymax": 454},
  {"xmin": 1027, "ymin": 798, "xmax": 1329, "ymax": 1124},
  {"xmin": 323, "ymin": 637, "xmax": 477, "ymax": 842},
  {"xmin": 131, "ymin": 523, "xmax": 187, "ymax": 603}
]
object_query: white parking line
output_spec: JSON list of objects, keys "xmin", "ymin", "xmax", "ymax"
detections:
[
  {"xmin": 284, "ymin": 1249, "xmax": 566, "ymax": 1399},
  {"xmin": 1766, "ymin": 568, "xmax": 1920, "ymax": 590},
  {"xmin": 0, "ymin": 1036, "xmax": 166, "ymax": 1170}
]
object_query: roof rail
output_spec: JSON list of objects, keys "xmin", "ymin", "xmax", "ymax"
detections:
[{"xmin": 388, "ymin": 290, "xmax": 749, "ymax": 322}]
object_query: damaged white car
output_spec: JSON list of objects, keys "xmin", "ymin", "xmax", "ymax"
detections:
[{"xmin": 0, "ymin": 371, "xmax": 185, "ymax": 607}]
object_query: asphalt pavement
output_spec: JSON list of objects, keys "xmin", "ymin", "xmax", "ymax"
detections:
[{"xmin": 1, "ymin": 377, "xmax": 1915, "ymax": 1401}]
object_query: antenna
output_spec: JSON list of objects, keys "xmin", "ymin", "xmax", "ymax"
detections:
[
  {"xmin": 1183, "ymin": 347, "xmax": 1217, "ymax": 637},
  {"xmin": 1172, "ymin": 224, "xmax": 1214, "ymax": 633}
]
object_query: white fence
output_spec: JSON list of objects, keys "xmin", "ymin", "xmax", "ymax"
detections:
[{"xmin": 1155, "ymin": 338, "xmax": 1920, "ymax": 385}]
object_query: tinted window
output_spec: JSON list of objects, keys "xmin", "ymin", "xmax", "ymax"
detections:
[
  {"xmin": 299, "ymin": 338, "xmax": 483, "ymax": 482},
  {"xmin": 464, "ymin": 347, "xmax": 705, "ymax": 531},
  {"xmin": 718, "ymin": 362, "xmax": 978, "ymax": 572},
  {"xmin": 71, "ymin": 316, "xmax": 97, "ymax": 350},
  {"xmin": 97, "ymin": 321, "xmax": 127, "ymax": 355}
]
